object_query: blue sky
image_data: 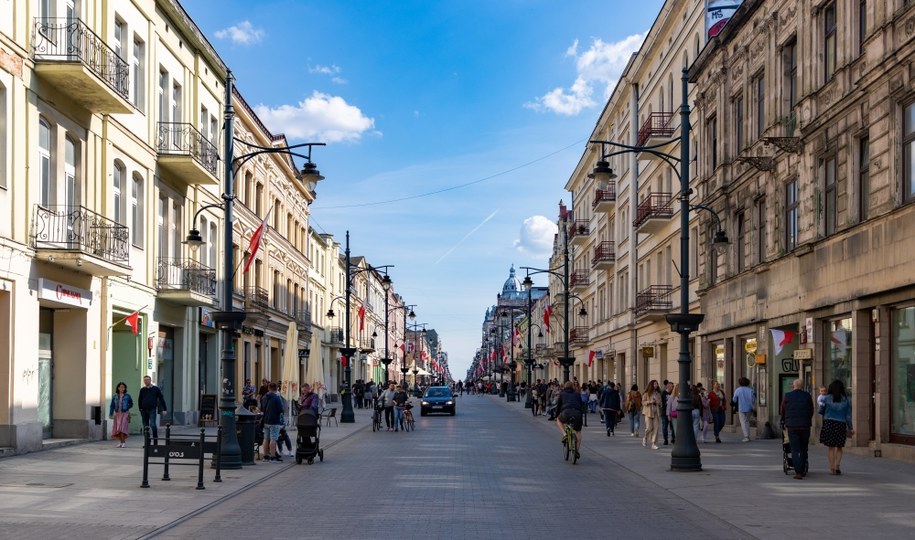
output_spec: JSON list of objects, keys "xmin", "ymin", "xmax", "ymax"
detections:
[{"xmin": 184, "ymin": 0, "xmax": 665, "ymax": 378}]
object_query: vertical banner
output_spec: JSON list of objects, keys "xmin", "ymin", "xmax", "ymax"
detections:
[{"xmin": 706, "ymin": 0, "xmax": 743, "ymax": 38}]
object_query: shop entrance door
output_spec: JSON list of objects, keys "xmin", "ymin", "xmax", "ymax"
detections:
[{"xmin": 38, "ymin": 308, "xmax": 54, "ymax": 438}]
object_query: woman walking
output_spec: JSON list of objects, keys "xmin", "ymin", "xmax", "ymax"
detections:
[
  {"xmin": 819, "ymin": 379, "xmax": 854, "ymax": 475},
  {"xmin": 642, "ymin": 380, "xmax": 661, "ymax": 449},
  {"xmin": 108, "ymin": 382, "xmax": 133, "ymax": 448},
  {"xmin": 625, "ymin": 384, "xmax": 642, "ymax": 437},
  {"xmin": 709, "ymin": 380, "xmax": 727, "ymax": 443},
  {"xmin": 666, "ymin": 383, "xmax": 679, "ymax": 444}
]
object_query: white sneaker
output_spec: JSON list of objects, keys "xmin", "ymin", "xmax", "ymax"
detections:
[
  {"xmin": 651, "ymin": 444, "xmax": 659, "ymax": 450},
  {"xmin": 742, "ymin": 437, "xmax": 750, "ymax": 442},
  {"xmin": 642, "ymin": 439, "xmax": 646, "ymax": 447}
]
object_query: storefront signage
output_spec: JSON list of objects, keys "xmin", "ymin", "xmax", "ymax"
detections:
[
  {"xmin": 37, "ymin": 278, "xmax": 93, "ymax": 308},
  {"xmin": 642, "ymin": 346, "xmax": 654, "ymax": 358},
  {"xmin": 706, "ymin": 0, "xmax": 744, "ymax": 38},
  {"xmin": 793, "ymin": 349, "xmax": 813, "ymax": 360},
  {"xmin": 744, "ymin": 339, "xmax": 757, "ymax": 353},
  {"xmin": 200, "ymin": 307, "xmax": 216, "ymax": 328}
]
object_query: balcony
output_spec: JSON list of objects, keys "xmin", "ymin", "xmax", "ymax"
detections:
[
  {"xmin": 633, "ymin": 192, "xmax": 674, "ymax": 235},
  {"xmin": 592, "ymin": 241, "xmax": 616, "ymax": 270},
  {"xmin": 569, "ymin": 270, "xmax": 590, "ymax": 292},
  {"xmin": 637, "ymin": 112, "xmax": 675, "ymax": 147},
  {"xmin": 31, "ymin": 205, "xmax": 131, "ymax": 276},
  {"xmin": 294, "ymin": 309, "xmax": 312, "ymax": 340},
  {"xmin": 568, "ymin": 219, "xmax": 590, "ymax": 247},
  {"xmin": 570, "ymin": 326, "xmax": 589, "ymax": 346},
  {"xmin": 327, "ymin": 327, "xmax": 345, "ymax": 347},
  {"xmin": 156, "ymin": 258, "xmax": 217, "ymax": 307},
  {"xmin": 157, "ymin": 123, "xmax": 220, "ymax": 185},
  {"xmin": 592, "ymin": 185, "xmax": 617, "ymax": 212},
  {"xmin": 242, "ymin": 286, "xmax": 269, "ymax": 325},
  {"xmin": 636, "ymin": 285, "xmax": 673, "ymax": 321},
  {"xmin": 31, "ymin": 18, "xmax": 131, "ymax": 113}
]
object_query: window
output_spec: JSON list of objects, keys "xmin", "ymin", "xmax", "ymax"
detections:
[
  {"xmin": 858, "ymin": 0, "xmax": 867, "ymax": 56},
  {"xmin": 754, "ymin": 72, "xmax": 765, "ymax": 139},
  {"xmin": 157, "ymin": 195, "xmax": 168, "ymax": 259},
  {"xmin": 39, "ymin": 119, "xmax": 52, "ymax": 207},
  {"xmin": 757, "ymin": 197, "xmax": 767, "ymax": 263},
  {"xmin": 858, "ymin": 137, "xmax": 870, "ymax": 220},
  {"xmin": 891, "ymin": 306, "xmax": 915, "ymax": 441},
  {"xmin": 785, "ymin": 179, "xmax": 798, "ymax": 251},
  {"xmin": 158, "ymin": 69, "xmax": 168, "ymax": 123},
  {"xmin": 736, "ymin": 211, "xmax": 746, "ymax": 273},
  {"xmin": 208, "ymin": 221, "xmax": 218, "ymax": 269},
  {"xmin": 171, "ymin": 81, "xmax": 182, "ymax": 123},
  {"xmin": 131, "ymin": 36, "xmax": 144, "ymax": 111},
  {"xmin": 708, "ymin": 114, "xmax": 718, "ymax": 170},
  {"xmin": 131, "ymin": 172, "xmax": 143, "ymax": 247},
  {"xmin": 826, "ymin": 317, "xmax": 853, "ymax": 390},
  {"xmin": 905, "ymin": 102, "xmax": 915, "ymax": 201},
  {"xmin": 783, "ymin": 39, "xmax": 798, "ymax": 110},
  {"xmin": 824, "ymin": 155, "xmax": 837, "ymax": 235},
  {"xmin": 113, "ymin": 160, "xmax": 125, "ymax": 225},
  {"xmin": 0, "ymin": 83, "xmax": 6, "ymax": 189},
  {"xmin": 689, "ymin": 226, "xmax": 698, "ymax": 277},
  {"xmin": 734, "ymin": 95, "xmax": 744, "ymax": 152},
  {"xmin": 64, "ymin": 137, "xmax": 76, "ymax": 208},
  {"xmin": 113, "ymin": 18, "xmax": 125, "ymax": 59},
  {"xmin": 824, "ymin": 2, "xmax": 837, "ymax": 83}
]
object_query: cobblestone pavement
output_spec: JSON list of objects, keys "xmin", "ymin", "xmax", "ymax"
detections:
[{"xmin": 3, "ymin": 394, "xmax": 915, "ymax": 539}]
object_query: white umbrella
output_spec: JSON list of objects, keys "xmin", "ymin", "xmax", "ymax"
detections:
[
  {"xmin": 305, "ymin": 330, "xmax": 326, "ymax": 406},
  {"xmin": 282, "ymin": 321, "xmax": 299, "ymax": 423}
]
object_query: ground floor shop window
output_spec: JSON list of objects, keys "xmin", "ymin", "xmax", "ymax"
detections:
[
  {"xmin": 892, "ymin": 307, "xmax": 915, "ymax": 440},
  {"xmin": 826, "ymin": 317, "xmax": 852, "ymax": 390}
]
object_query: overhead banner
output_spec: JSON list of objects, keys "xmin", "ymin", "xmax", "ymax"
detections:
[{"xmin": 706, "ymin": 0, "xmax": 743, "ymax": 38}]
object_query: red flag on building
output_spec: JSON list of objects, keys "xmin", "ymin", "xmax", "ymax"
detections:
[
  {"xmin": 513, "ymin": 325, "xmax": 521, "ymax": 347},
  {"xmin": 358, "ymin": 305, "xmax": 366, "ymax": 331},
  {"xmin": 588, "ymin": 350, "xmax": 596, "ymax": 367},
  {"xmin": 125, "ymin": 311, "xmax": 139, "ymax": 335},
  {"xmin": 543, "ymin": 305, "xmax": 552, "ymax": 332},
  {"xmin": 243, "ymin": 207, "xmax": 273, "ymax": 274}
]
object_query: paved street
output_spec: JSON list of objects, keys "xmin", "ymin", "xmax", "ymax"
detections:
[{"xmin": 2, "ymin": 394, "xmax": 915, "ymax": 539}]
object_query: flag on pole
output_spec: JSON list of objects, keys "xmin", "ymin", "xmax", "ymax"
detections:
[
  {"xmin": 125, "ymin": 311, "xmax": 140, "ymax": 335},
  {"xmin": 512, "ymin": 325, "xmax": 521, "ymax": 347},
  {"xmin": 588, "ymin": 350, "xmax": 596, "ymax": 367},
  {"xmin": 243, "ymin": 207, "xmax": 273, "ymax": 274},
  {"xmin": 358, "ymin": 305, "xmax": 366, "ymax": 331},
  {"xmin": 543, "ymin": 305, "xmax": 552, "ymax": 332},
  {"xmin": 770, "ymin": 328, "xmax": 796, "ymax": 355}
]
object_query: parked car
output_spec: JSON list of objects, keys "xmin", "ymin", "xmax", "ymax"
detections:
[{"xmin": 421, "ymin": 386, "xmax": 456, "ymax": 416}]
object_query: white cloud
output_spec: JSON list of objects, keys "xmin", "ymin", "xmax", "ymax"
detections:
[
  {"xmin": 214, "ymin": 21, "xmax": 264, "ymax": 46},
  {"xmin": 309, "ymin": 64, "xmax": 347, "ymax": 84},
  {"xmin": 526, "ymin": 33, "xmax": 646, "ymax": 116},
  {"xmin": 514, "ymin": 215, "xmax": 557, "ymax": 258},
  {"xmin": 253, "ymin": 92, "xmax": 377, "ymax": 143}
]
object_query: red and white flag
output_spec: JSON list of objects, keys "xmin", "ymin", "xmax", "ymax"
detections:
[
  {"xmin": 243, "ymin": 207, "xmax": 273, "ymax": 274},
  {"xmin": 358, "ymin": 305, "xmax": 366, "ymax": 331},
  {"xmin": 543, "ymin": 305, "xmax": 553, "ymax": 332},
  {"xmin": 770, "ymin": 329, "xmax": 796, "ymax": 355},
  {"xmin": 588, "ymin": 350, "xmax": 596, "ymax": 367},
  {"xmin": 125, "ymin": 311, "xmax": 140, "ymax": 335},
  {"xmin": 512, "ymin": 325, "xmax": 521, "ymax": 347}
]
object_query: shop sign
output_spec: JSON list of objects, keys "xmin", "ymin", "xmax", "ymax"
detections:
[
  {"xmin": 642, "ymin": 346, "xmax": 654, "ymax": 358},
  {"xmin": 199, "ymin": 307, "xmax": 216, "ymax": 328},
  {"xmin": 37, "ymin": 278, "xmax": 92, "ymax": 308},
  {"xmin": 744, "ymin": 339, "xmax": 758, "ymax": 353},
  {"xmin": 793, "ymin": 349, "xmax": 813, "ymax": 360}
]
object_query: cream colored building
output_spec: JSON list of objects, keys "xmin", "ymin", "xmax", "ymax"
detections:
[{"xmin": 690, "ymin": 0, "xmax": 915, "ymax": 460}]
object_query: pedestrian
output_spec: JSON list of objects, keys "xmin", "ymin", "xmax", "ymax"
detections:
[
  {"xmin": 659, "ymin": 380, "xmax": 671, "ymax": 445},
  {"xmin": 625, "ymin": 384, "xmax": 642, "ymax": 437},
  {"xmin": 598, "ymin": 381, "xmax": 622, "ymax": 436},
  {"xmin": 138, "ymin": 375, "xmax": 167, "ymax": 444},
  {"xmin": 666, "ymin": 383, "xmax": 678, "ymax": 444},
  {"xmin": 108, "ymin": 382, "xmax": 133, "ymax": 448},
  {"xmin": 588, "ymin": 381, "xmax": 598, "ymax": 413},
  {"xmin": 298, "ymin": 383, "xmax": 320, "ymax": 416},
  {"xmin": 380, "ymin": 382, "xmax": 396, "ymax": 431},
  {"xmin": 819, "ymin": 379, "xmax": 853, "ymax": 475},
  {"xmin": 242, "ymin": 378, "xmax": 257, "ymax": 408},
  {"xmin": 732, "ymin": 377, "xmax": 756, "ymax": 442},
  {"xmin": 261, "ymin": 382, "xmax": 284, "ymax": 462},
  {"xmin": 277, "ymin": 426, "xmax": 293, "ymax": 457},
  {"xmin": 709, "ymin": 380, "xmax": 727, "ymax": 443},
  {"xmin": 393, "ymin": 384, "xmax": 408, "ymax": 432},
  {"xmin": 353, "ymin": 380, "xmax": 364, "ymax": 409},
  {"xmin": 642, "ymin": 380, "xmax": 661, "ymax": 449},
  {"xmin": 780, "ymin": 378, "xmax": 814, "ymax": 479},
  {"xmin": 696, "ymin": 383, "xmax": 712, "ymax": 443}
]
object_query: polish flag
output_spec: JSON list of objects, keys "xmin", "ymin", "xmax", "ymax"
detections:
[
  {"xmin": 358, "ymin": 305, "xmax": 366, "ymax": 331},
  {"xmin": 770, "ymin": 329, "xmax": 796, "ymax": 355},
  {"xmin": 588, "ymin": 350, "xmax": 596, "ymax": 367},
  {"xmin": 125, "ymin": 311, "xmax": 140, "ymax": 335},
  {"xmin": 512, "ymin": 325, "xmax": 521, "ymax": 347},
  {"xmin": 543, "ymin": 305, "xmax": 552, "ymax": 333},
  {"xmin": 243, "ymin": 207, "xmax": 273, "ymax": 274}
]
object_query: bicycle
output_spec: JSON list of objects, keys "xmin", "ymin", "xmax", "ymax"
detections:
[
  {"xmin": 561, "ymin": 420, "xmax": 579, "ymax": 464},
  {"xmin": 372, "ymin": 400, "xmax": 383, "ymax": 432},
  {"xmin": 403, "ymin": 402, "xmax": 416, "ymax": 432}
]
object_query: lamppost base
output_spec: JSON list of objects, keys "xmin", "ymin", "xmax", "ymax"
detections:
[{"xmin": 340, "ymin": 392, "xmax": 355, "ymax": 423}]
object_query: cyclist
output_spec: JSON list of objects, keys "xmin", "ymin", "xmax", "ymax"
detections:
[
  {"xmin": 555, "ymin": 381, "xmax": 584, "ymax": 459},
  {"xmin": 392, "ymin": 384, "xmax": 409, "ymax": 432}
]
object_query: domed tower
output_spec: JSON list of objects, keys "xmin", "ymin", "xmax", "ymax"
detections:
[{"xmin": 500, "ymin": 265, "xmax": 525, "ymax": 304}]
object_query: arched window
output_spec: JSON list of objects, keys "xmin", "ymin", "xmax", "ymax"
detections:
[
  {"xmin": 131, "ymin": 171, "xmax": 144, "ymax": 247},
  {"xmin": 39, "ymin": 118, "xmax": 52, "ymax": 207},
  {"xmin": 64, "ymin": 136, "xmax": 78, "ymax": 208},
  {"xmin": 113, "ymin": 159, "xmax": 126, "ymax": 224}
]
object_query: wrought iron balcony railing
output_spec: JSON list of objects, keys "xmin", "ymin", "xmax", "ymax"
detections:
[
  {"xmin": 244, "ymin": 286, "xmax": 269, "ymax": 313},
  {"xmin": 570, "ymin": 326, "xmax": 589, "ymax": 345},
  {"xmin": 636, "ymin": 285, "xmax": 673, "ymax": 315},
  {"xmin": 156, "ymin": 258, "xmax": 216, "ymax": 296},
  {"xmin": 633, "ymin": 192, "xmax": 674, "ymax": 228},
  {"xmin": 32, "ymin": 18, "xmax": 129, "ymax": 99},
  {"xmin": 570, "ymin": 270, "xmax": 590, "ymax": 289},
  {"xmin": 637, "ymin": 112, "xmax": 675, "ymax": 146},
  {"xmin": 568, "ymin": 219, "xmax": 590, "ymax": 239},
  {"xmin": 592, "ymin": 186, "xmax": 617, "ymax": 209},
  {"xmin": 328, "ymin": 327, "xmax": 345, "ymax": 344},
  {"xmin": 592, "ymin": 241, "xmax": 616, "ymax": 267},
  {"xmin": 31, "ymin": 204, "xmax": 129, "ymax": 264},
  {"xmin": 157, "ymin": 122, "xmax": 219, "ymax": 175},
  {"xmin": 295, "ymin": 308, "xmax": 312, "ymax": 334}
]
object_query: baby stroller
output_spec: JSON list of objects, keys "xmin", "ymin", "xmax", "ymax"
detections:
[
  {"xmin": 295, "ymin": 410, "xmax": 324, "ymax": 465},
  {"xmin": 782, "ymin": 426, "xmax": 795, "ymax": 475}
]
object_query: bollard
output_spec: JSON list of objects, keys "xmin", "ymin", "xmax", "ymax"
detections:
[
  {"xmin": 214, "ymin": 426, "xmax": 223, "ymax": 482},
  {"xmin": 196, "ymin": 429, "xmax": 205, "ymax": 490},
  {"xmin": 162, "ymin": 424, "xmax": 171, "ymax": 481},
  {"xmin": 141, "ymin": 427, "xmax": 151, "ymax": 488}
]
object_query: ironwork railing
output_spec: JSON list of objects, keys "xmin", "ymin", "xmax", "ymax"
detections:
[
  {"xmin": 634, "ymin": 192, "xmax": 674, "ymax": 228},
  {"xmin": 636, "ymin": 285, "xmax": 673, "ymax": 315},
  {"xmin": 295, "ymin": 308, "xmax": 312, "ymax": 334},
  {"xmin": 31, "ymin": 205, "xmax": 129, "ymax": 265},
  {"xmin": 32, "ymin": 18, "xmax": 129, "ymax": 100},
  {"xmin": 570, "ymin": 326, "xmax": 589, "ymax": 345},
  {"xmin": 244, "ymin": 286, "xmax": 269, "ymax": 313},
  {"xmin": 592, "ymin": 185, "xmax": 617, "ymax": 208},
  {"xmin": 568, "ymin": 219, "xmax": 590, "ymax": 239},
  {"xmin": 637, "ymin": 112, "xmax": 675, "ymax": 146},
  {"xmin": 328, "ymin": 327, "xmax": 345, "ymax": 344},
  {"xmin": 157, "ymin": 122, "xmax": 219, "ymax": 176},
  {"xmin": 592, "ymin": 241, "xmax": 616, "ymax": 266},
  {"xmin": 570, "ymin": 270, "xmax": 590, "ymax": 289},
  {"xmin": 156, "ymin": 258, "xmax": 216, "ymax": 296}
]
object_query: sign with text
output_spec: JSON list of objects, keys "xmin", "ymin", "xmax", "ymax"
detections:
[
  {"xmin": 706, "ymin": 0, "xmax": 744, "ymax": 38},
  {"xmin": 36, "ymin": 278, "xmax": 93, "ymax": 309}
]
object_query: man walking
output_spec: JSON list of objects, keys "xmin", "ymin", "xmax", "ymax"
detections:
[
  {"xmin": 261, "ymin": 382, "xmax": 284, "ymax": 462},
  {"xmin": 780, "ymin": 379, "xmax": 814, "ymax": 479},
  {"xmin": 660, "ymin": 380, "xmax": 672, "ymax": 445},
  {"xmin": 732, "ymin": 377, "xmax": 756, "ymax": 442},
  {"xmin": 138, "ymin": 375, "xmax": 167, "ymax": 444}
]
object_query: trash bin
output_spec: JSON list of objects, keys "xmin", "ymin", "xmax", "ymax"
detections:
[{"xmin": 235, "ymin": 405, "xmax": 257, "ymax": 466}]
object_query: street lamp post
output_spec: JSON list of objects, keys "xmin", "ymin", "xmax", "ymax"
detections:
[
  {"xmin": 192, "ymin": 71, "xmax": 325, "ymax": 469},
  {"xmin": 386, "ymin": 303, "xmax": 416, "ymax": 387},
  {"xmin": 587, "ymin": 68, "xmax": 728, "ymax": 472}
]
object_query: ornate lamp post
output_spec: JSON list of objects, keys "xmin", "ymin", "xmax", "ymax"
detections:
[
  {"xmin": 385, "ymin": 302, "xmax": 416, "ymax": 387},
  {"xmin": 587, "ymin": 68, "xmax": 728, "ymax": 472},
  {"xmin": 187, "ymin": 71, "xmax": 325, "ymax": 469}
]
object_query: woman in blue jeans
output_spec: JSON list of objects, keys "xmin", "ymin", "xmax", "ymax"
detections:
[
  {"xmin": 624, "ymin": 384, "xmax": 641, "ymax": 437},
  {"xmin": 392, "ymin": 385, "xmax": 408, "ymax": 432}
]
